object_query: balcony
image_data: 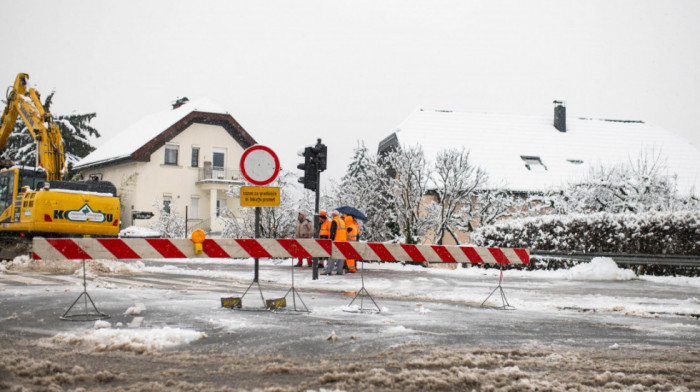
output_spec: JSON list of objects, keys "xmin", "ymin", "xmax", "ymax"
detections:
[{"xmin": 196, "ymin": 165, "xmax": 244, "ymax": 185}]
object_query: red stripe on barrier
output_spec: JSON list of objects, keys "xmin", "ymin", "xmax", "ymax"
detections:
[
  {"xmin": 46, "ymin": 239, "xmax": 92, "ymax": 260},
  {"xmin": 316, "ymin": 239, "xmax": 333, "ymax": 255},
  {"xmin": 461, "ymin": 247, "xmax": 484, "ymax": 263},
  {"xmin": 202, "ymin": 239, "xmax": 231, "ymax": 258},
  {"xmin": 488, "ymin": 247, "xmax": 510, "ymax": 264},
  {"xmin": 513, "ymin": 248, "xmax": 530, "ymax": 265},
  {"xmin": 401, "ymin": 244, "xmax": 426, "ymax": 262},
  {"xmin": 146, "ymin": 239, "xmax": 187, "ymax": 258},
  {"xmin": 32, "ymin": 253, "xmax": 41, "ymax": 260},
  {"xmin": 277, "ymin": 239, "xmax": 311, "ymax": 258},
  {"xmin": 431, "ymin": 245, "xmax": 456, "ymax": 263},
  {"xmin": 368, "ymin": 243, "xmax": 395, "ymax": 261},
  {"xmin": 236, "ymin": 239, "xmax": 272, "ymax": 258},
  {"xmin": 334, "ymin": 241, "xmax": 363, "ymax": 260},
  {"xmin": 98, "ymin": 239, "xmax": 141, "ymax": 259}
]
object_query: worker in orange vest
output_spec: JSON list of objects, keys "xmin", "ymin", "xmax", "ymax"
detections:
[
  {"xmin": 323, "ymin": 210, "xmax": 346, "ymax": 275},
  {"xmin": 318, "ymin": 211, "xmax": 331, "ymax": 269},
  {"xmin": 344, "ymin": 214, "xmax": 360, "ymax": 273}
]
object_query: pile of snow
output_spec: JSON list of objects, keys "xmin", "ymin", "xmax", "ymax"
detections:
[
  {"xmin": 2, "ymin": 255, "xmax": 81, "ymax": 274},
  {"xmin": 125, "ymin": 303, "xmax": 146, "ymax": 315},
  {"xmin": 564, "ymin": 257, "xmax": 637, "ymax": 281},
  {"xmin": 48, "ymin": 326, "xmax": 206, "ymax": 353},
  {"xmin": 119, "ymin": 226, "xmax": 162, "ymax": 238}
]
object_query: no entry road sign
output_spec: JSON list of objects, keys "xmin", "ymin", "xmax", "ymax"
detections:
[{"xmin": 240, "ymin": 145, "xmax": 280, "ymax": 186}]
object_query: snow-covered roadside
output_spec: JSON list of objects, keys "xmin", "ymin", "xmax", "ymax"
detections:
[{"xmin": 3, "ymin": 255, "xmax": 699, "ymax": 318}]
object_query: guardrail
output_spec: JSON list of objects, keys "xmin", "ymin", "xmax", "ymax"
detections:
[{"xmin": 531, "ymin": 251, "xmax": 700, "ymax": 266}]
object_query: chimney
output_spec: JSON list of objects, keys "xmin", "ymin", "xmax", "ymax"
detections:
[
  {"xmin": 553, "ymin": 100, "xmax": 566, "ymax": 132},
  {"xmin": 172, "ymin": 97, "xmax": 189, "ymax": 109}
]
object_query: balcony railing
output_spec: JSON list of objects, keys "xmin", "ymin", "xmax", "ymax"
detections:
[{"xmin": 197, "ymin": 166, "xmax": 243, "ymax": 183}]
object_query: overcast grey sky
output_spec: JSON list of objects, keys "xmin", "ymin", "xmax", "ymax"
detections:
[{"xmin": 2, "ymin": 0, "xmax": 699, "ymax": 181}]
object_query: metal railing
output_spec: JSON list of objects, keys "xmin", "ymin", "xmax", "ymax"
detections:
[
  {"xmin": 530, "ymin": 251, "xmax": 700, "ymax": 266},
  {"xmin": 197, "ymin": 167, "xmax": 242, "ymax": 182}
]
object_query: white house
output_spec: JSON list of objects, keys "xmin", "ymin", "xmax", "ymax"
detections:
[
  {"xmin": 379, "ymin": 103, "xmax": 700, "ymax": 196},
  {"xmin": 74, "ymin": 98, "xmax": 257, "ymax": 234}
]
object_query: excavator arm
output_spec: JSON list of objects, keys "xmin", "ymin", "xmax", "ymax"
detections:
[{"xmin": 0, "ymin": 73, "xmax": 65, "ymax": 181}]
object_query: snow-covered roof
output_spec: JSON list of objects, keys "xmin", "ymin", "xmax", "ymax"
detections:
[
  {"xmin": 384, "ymin": 108, "xmax": 700, "ymax": 195},
  {"xmin": 75, "ymin": 98, "xmax": 231, "ymax": 168}
]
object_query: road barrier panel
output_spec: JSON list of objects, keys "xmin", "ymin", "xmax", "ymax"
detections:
[
  {"xmin": 32, "ymin": 238, "xmax": 529, "ymax": 264},
  {"xmin": 32, "ymin": 237, "xmax": 529, "ymax": 314}
]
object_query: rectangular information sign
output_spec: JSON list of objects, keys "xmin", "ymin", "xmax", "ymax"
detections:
[{"xmin": 240, "ymin": 186, "xmax": 280, "ymax": 207}]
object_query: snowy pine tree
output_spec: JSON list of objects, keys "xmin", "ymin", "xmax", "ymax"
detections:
[
  {"xmin": 333, "ymin": 147, "xmax": 395, "ymax": 243},
  {"xmin": 2, "ymin": 90, "xmax": 99, "ymax": 175}
]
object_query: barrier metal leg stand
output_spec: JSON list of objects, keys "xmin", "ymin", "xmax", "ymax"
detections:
[
  {"xmin": 346, "ymin": 261, "xmax": 381, "ymax": 313},
  {"xmin": 239, "ymin": 279, "xmax": 266, "ymax": 307},
  {"xmin": 223, "ymin": 257, "xmax": 267, "ymax": 311},
  {"xmin": 60, "ymin": 259, "xmax": 110, "ymax": 321},
  {"xmin": 480, "ymin": 264, "xmax": 514, "ymax": 310},
  {"xmin": 281, "ymin": 258, "xmax": 309, "ymax": 312}
]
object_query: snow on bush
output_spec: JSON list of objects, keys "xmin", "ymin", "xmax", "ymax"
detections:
[
  {"xmin": 471, "ymin": 210, "xmax": 700, "ymax": 255},
  {"xmin": 564, "ymin": 257, "xmax": 636, "ymax": 281}
]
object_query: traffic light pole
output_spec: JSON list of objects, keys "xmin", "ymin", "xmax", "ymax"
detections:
[
  {"xmin": 312, "ymin": 168, "xmax": 321, "ymax": 280},
  {"xmin": 298, "ymin": 137, "xmax": 326, "ymax": 281}
]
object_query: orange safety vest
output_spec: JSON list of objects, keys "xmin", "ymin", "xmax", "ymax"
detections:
[
  {"xmin": 345, "ymin": 216, "xmax": 359, "ymax": 241},
  {"xmin": 319, "ymin": 218, "xmax": 331, "ymax": 238},
  {"xmin": 332, "ymin": 215, "xmax": 347, "ymax": 241}
]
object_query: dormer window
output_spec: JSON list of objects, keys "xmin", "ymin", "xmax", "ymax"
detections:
[{"xmin": 521, "ymin": 156, "xmax": 547, "ymax": 171}]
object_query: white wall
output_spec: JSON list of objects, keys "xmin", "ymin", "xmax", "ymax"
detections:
[{"xmin": 80, "ymin": 122, "xmax": 247, "ymax": 233}]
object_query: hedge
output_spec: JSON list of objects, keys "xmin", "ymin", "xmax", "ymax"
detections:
[{"xmin": 471, "ymin": 211, "xmax": 700, "ymax": 256}]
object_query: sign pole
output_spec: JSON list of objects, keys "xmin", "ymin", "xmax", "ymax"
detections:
[{"xmin": 254, "ymin": 206, "xmax": 260, "ymax": 283}]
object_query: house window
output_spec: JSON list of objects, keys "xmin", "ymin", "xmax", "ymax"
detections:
[
  {"xmin": 521, "ymin": 156, "xmax": 547, "ymax": 171},
  {"xmin": 191, "ymin": 147, "xmax": 200, "ymax": 167},
  {"xmin": 213, "ymin": 148, "xmax": 226, "ymax": 179},
  {"xmin": 163, "ymin": 194, "xmax": 172, "ymax": 214},
  {"xmin": 190, "ymin": 195, "xmax": 200, "ymax": 219},
  {"xmin": 216, "ymin": 198, "xmax": 227, "ymax": 217},
  {"xmin": 164, "ymin": 143, "xmax": 179, "ymax": 165}
]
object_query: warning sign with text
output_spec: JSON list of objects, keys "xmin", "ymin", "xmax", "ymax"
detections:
[{"xmin": 240, "ymin": 186, "xmax": 281, "ymax": 207}]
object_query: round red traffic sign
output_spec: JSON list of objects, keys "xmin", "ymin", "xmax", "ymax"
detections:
[{"xmin": 239, "ymin": 145, "xmax": 280, "ymax": 186}]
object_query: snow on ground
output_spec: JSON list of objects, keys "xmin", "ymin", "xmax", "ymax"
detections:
[
  {"xmin": 42, "ymin": 326, "xmax": 207, "ymax": 354},
  {"xmin": 563, "ymin": 257, "xmax": 637, "ymax": 280}
]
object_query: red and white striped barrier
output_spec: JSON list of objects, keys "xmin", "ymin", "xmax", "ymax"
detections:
[{"xmin": 32, "ymin": 238, "xmax": 529, "ymax": 265}]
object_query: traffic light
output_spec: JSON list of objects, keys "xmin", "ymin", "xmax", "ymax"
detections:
[
  {"xmin": 314, "ymin": 141, "xmax": 327, "ymax": 171},
  {"xmin": 297, "ymin": 146, "xmax": 317, "ymax": 191}
]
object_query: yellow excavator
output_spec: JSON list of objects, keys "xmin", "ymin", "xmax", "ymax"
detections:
[{"xmin": 0, "ymin": 73, "xmax": 120, "ymax": 259}]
